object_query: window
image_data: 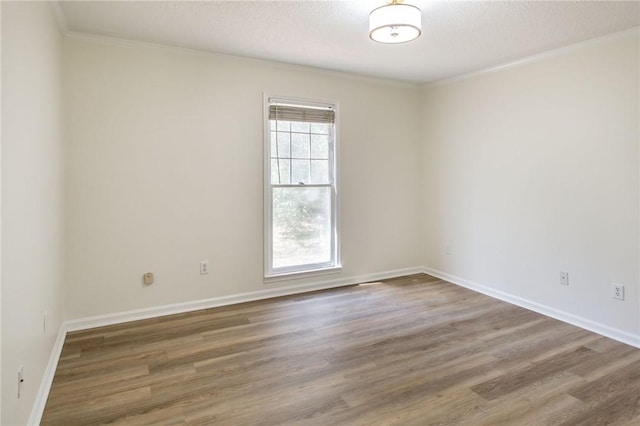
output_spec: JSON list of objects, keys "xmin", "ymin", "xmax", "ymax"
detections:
[{"xmin": 264, "ymin": 96, "xmax": 339, "ymax": 278}]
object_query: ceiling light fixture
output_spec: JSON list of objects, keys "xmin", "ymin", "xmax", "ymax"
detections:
[{"xmin": 369, "ymin": 0, "xmax": 422, "ymax": 44}]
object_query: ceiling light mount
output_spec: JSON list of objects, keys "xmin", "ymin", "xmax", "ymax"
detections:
[{"xmin": 369, "ymin": 0, "xmax": 422, "ymax": 44}]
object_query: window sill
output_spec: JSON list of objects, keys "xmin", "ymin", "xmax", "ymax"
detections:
[{"xmin": 264, "ymin": 265, "xmax": 342, "ymax": 284}]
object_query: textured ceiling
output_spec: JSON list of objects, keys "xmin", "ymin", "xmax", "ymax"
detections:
[{"xmin": 58, "ymin": 1, "xmax": 640, "ymax": 84}]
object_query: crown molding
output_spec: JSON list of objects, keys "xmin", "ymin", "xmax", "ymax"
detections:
[
  {"xmin": 422, "ymin": 26, "xmax": 640, "ymax": 90},
  {"xmin": 64, "ymin": 31, "xmax": 419, "ymax": 90},
  {"xmin": 48, "ymin": 1, "xmax": 68, "ymax": 35}
]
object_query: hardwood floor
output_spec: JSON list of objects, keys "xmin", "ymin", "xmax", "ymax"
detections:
[{"xmin": 41, "ymin": 274, "xmax": 640, "ymax": 425}]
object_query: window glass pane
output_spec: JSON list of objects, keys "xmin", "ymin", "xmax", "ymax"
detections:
[
  {"xmin": 291, "ymin": 121, "xmax": 310, "ymax": 133},
  {"xmin": 291, "ymin": 159, "xmax": 310, "ymax": 184},
  {"xmin": 272, "ymin": 187, "xmax": 331, "ymax": 269},
  {"xmin": 270, "ymin": 132, "xmax": 277, "ymax": 157},
  {"xmin": 276, "ymin": 120, "xmax": 291, "ymax": 132},
  {"xmin": 310, "ymin": 123, "xmax": 329, "ymax": 134},
  {"xmin": 291, "ymin": 133, "xmax": 310, "ymax": 159},
  {"xmin": 272, "ymin": 158, "xmax": 290, "ymax": 184},
  {"xmin": 271, "ymin": 159, "xmax": 279, "ymax": 183},
  {"xmin": 270, "ymin": 120, "xmax": 276, "ymax": 131},
  {"xmin": 310, "ymin": 134, "xmax": 329, "ymax": 159},
  {"xmin": 276, "ymin": 132, "xmax": 291, "ymax": 158},
  {"xmin": 310, "ymin": 160, "xmax": 329, "ymax": 184}
]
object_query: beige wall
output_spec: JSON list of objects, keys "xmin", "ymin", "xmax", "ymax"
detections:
[
  {"xmin": 1, "ymin": 4, "xmax": 639, "ymax": 421},
  {"xmin": 420, "ymin": 30, "xmax": 639, "ymax": 336},
  {"xmin": 63, "ymin": 36, "xmax": 424, "ymax": 319},
  {"xmin": 1, "ymin": 2, "xmax": 65, "ymax": 424}
]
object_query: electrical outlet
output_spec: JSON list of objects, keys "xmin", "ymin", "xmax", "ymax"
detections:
[
  {"xmin": 43, "ymin": 311, "xmax": 47, "ymax": 334},
  {"xmin": 200, "ymin": 260, "xmax": 209, "ymax": 275},
  {"xmin": 445, "ymin": 244, "xmax": 452, "ymax": 256},
  {"xmin": 560, "ymin": 272, "xmax": 569, "ymax": 286},
  {"xmin": 612, "ymin": 283, "xmax": 624, "ymax": 301},
  {"xmin": 17, "ymin": 366, "xmax": 24, "ymax": 398},
  {"xmin": 143, "ymin": 272, "xmax": 154, "ymax": 285}
]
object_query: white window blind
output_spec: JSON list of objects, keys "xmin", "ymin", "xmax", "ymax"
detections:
[{"xmin": 269, "ymin": 104, "xmax": 335, "ymax": 123}]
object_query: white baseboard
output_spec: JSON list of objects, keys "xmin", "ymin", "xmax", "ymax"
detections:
[
  {"xmin": 422, "ymin": 266, "xmax": 640, "ymax": 349},
  {"xmin": 64, "ymin": 266, "xmax": 424, "ymax": 332},
  {"xmin": 28, "ymin": 325, "xmax": 67, "ymax": 425}
]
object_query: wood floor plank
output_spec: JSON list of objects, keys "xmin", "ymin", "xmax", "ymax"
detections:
[
  {"xmin": 41, "ymin": 274, "xmax": 640, "ymax": 425},
  {"xmin": 568, "ymin": 359, "xmax": 640, "ymax": 404},
  {"xmin": 559, "ymin": 389, "xmax": 640, "ymax": 426},
  {"xmin": 470, "ymin": 345, "xmax": 599, "ymax": 400}
]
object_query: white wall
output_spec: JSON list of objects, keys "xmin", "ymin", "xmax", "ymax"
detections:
[
  {"xmin": 1, "ymin": 2, "xmax": 65, "ymax": 424},
  {"xmin": 0, "ymin": 3, "xmax": 3, "ymax": 421},
  {"xmin": 64, "ymin": 36, "xmax": 423, "ymax": 319},
  {"xmin": 420, "ymin": 30, "xmax": 639, "ymax": 339}
]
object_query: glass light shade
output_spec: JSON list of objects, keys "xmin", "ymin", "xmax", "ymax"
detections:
[{"xmin": 369, "ymin": 3, "xmax": 422, "ymax": 44}]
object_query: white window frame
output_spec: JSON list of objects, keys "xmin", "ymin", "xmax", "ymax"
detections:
[{"xmin": 263, "ymin": 94, "xmax": 341, "ymax": 280}]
